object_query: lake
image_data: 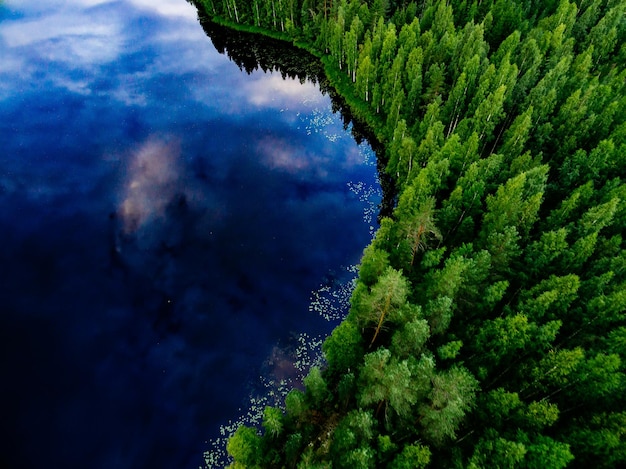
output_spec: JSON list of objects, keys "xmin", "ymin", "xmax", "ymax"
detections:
[{"xmin": 0, "ymin": 1, "xmax": 380, "ymax": 468}]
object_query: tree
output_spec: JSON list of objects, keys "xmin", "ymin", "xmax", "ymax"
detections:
[
  {"xmin": 585, "ymin": 3, "xmax": 625, "ymax": 65},
  {"xmin": 358, "ymin": 348, "xmax": 419, "ymax": 419},
  {"xmin": 442, "ymin": 70, "xmax": 469, "ymax": 137},
  {"xmin": 422, "ymin": 62, "xmax": 446, "ymax": 105},
  {"xmin": 341, "ymin": 447, "xmax": 376, "ymax": 468},
  {"xmin": 403, "ymin": 46, "xmax": 424, "ymax": 121},
  {"xmin": 423, "ymin": 295, "xmax": 454, "ymax": 336},
  {"xmin": 476, "ymin": 387, "xmax": 523, "ymax": 429},
  {"xmin": 474, "ymin": 313, "xmax": 561, "ymax": 374},
  {"xmin": 285, "ymin": 432, "xmax": 303, "ymax": 466},
  {"xmin": 544, "ymin": 181, "xmax": 595, "ymax": 229},
  {"xmin": 466, "ymin": 62, "xmax": 496, "ymax": 118},
  {"xmin": 285, "ymin": 388, "xmax": 307, "ymax": 419},
  {"xmin": 439, "ymin": 151, "xmax": 503, "ymax": 241},
  {"xmin": 510, "ymin": 37, "xmax": 543, "ymax": 112},
  {"xmin": 227, "ymin": 426, "xmax": 262, "ymax": 467},
  {"xmin": 330, "ymin": 5, "xmax": 346, "ymax": 69},
  {"xmin": 379, "ymin": 24, "xmax": 399, "ymax": 98},
  {"xmin": 467, "ymin": 432, "xmax": 527, "ymax": 469},
  {"xmin": 385, "ymin": 85, "xmax": 405, "ymax": 131},
  {"xmin": 358, "ymin": 244, "xmax": 390, "ymax": 287},
  {"xmin": 499, "ymin": 106, "xmax": 534, "ymax": 164},
  {"xmin": 351, "ymin": 266, "xmax": 409, "ymax": 347},
  {"xmin": 389, "ymin": 443, "xmax": 431, "ymax": 469},
  {"xmin": 423, "ymin": 251, "xmax": 472, "ymax": 301},
  {"xmin": 479, "ymin": 166, "xmax": 548, "ymax": 244},
  {"xmin": 437, "ymin": 340, "xmax": 463, "ymax": 360},
  {"xmin": 393, "ymin": 196, "xmax": 443, "ymax": 269},
  {"xmin": 390, "ymin": 318, "xmax": 430, "ymax": 359},
  {"xmin": 572, "ymin": 0, "xmax": 602, "ymax": 43},
  {"xmin": 472, "ymin": 84, "xmax": 508, "ymax": 143},
  {"xmin": 262, "ymin": 406, "xmax": 283, "ymax": 438},
  {"xmin": 322, "ymin": 319, "xmax": 365, "ymax": 373},
  {"xmin": 518, "ymin": 432, "xmax": 574, "ymax": 469},
  {"xmin": 356, "ymin": 40, "xmax": 374, "ymax": 101},
  {"xmin": 525, "ymin": 55, "xmax": 572, "ymax": 128},
  {"xmin": 303, "ymin": 366, "xmax": 330, "ymax": 406},
  {"xmin": 484, "ymin": 0, "xmax": 522, "ymax": 47},
  {"xmin": 450, "ymin": 22, "xmax": 488, "ymax": 83},
  {"xmin": 330, "ymin": 409, "xmax": 375, "ymax": 456},
  {"xmin": 344, "ymin": 15, "xmax": 363, "ymax": 81},
  {"xmin": 559, "ymin": 140, "xmax": 618, "ymax": 191},
  {"xmin": 413, "ymin": 117, "xmax": 445, "ymax": 175},
  {"xmin": 418, "ymin": 366, "xmax": 479, "ymax": 447},
  {"xmin": 567, "ymin": 412, "xmax": 626, "ymax": 468},
  {"xmin": 518, "ymin": 274, "xmax": 580, "ymax": 321},
  {"xmin": 527, "ymin": 347, "xmax": 585, "ymax": 399}
]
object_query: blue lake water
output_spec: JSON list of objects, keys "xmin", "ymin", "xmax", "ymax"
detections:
[{"xmin": 0, "ymin": 1, "xmax": 380, "ymax": 468}]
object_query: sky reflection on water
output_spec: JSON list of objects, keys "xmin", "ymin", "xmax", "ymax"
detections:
[{"xmin": 0, "ymin": 1, "xmax": 380, "ymax": 468}]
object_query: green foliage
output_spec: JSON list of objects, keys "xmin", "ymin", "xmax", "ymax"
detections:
[
  {"xmin": 341, "ymin": 446, "xmax": 376, "ymax": 468},
  {"xmin": 284, "ymin": 432, "xmax": 302, "ymax": 465},
  {"xmin": 391, "ymin": 318, "xmax": 430, "ymax": 358},
  {"xmin": 476, "ymin": 313, "xmax": 561, "ymax": 373},
  {"xmin": 331, "ymin": 409, "xmax": 376, "ymax": 453},
  {"xmin": 418, "ymin": 365, "xmax": 479, "ymax": 446},
  {"xmin": 358, "ymin": 244, "xmax": 390, "ymax": 286},
  {"xmin": 478, "ymin": 388, "xmax": 523, "ymax": 427},
  {"xmin": 467, "ymin": 432, "xmax": 527, "ymax": 469},
  {"xmin": 519, "ymin": 274, "xmax": 580, "ymax": 321},
  {"xmin": 567, "ymin": 412, "xmax": 626, "ymax": 468},
  {"xmin": 304, "ymin": 366, "xmax": 330, "ymax": 405},
  {"xmin": 351, "ymin": 266, "xmax": 410, "ymax": 346},
  {"xmin": 358, "ymin": 348, "xmax": 418, "ymax": 419},
  {"xmin": 322, "ymin": 319, "xmax": 364, "ymax": 373},
  {"xmin": 522, "ymin": 400, "xmax": 560, "ymax": 431},
  {"xmin": 262, "ymin": 406, "xmax": 283, "ymax": 438},
  {"xmin": 517, "ymin": 432, "xmax": 574, "ymax": 469},
  {"xmin": 437, "ymin": 340, "xmax": 463, "ymax": 360},
  {"xmin": 226, "ymin": 426, "xmax": 262, "ymax": 468},
  {"xmin": 285, "ymin": 388, "xmax": 307, "ymax": 418},
  {"xmin": 375, "ymin": 434, "xmax": 397, "ymax": 463},
  {"xmin": 423, "ymin": 295, "xmax": 454, "ymax": 335},
  {"xmin": 524, "ymin": 228, "xmax": 569, "ymax": 275},
  {"xmin": 389, "ymin": 443, "xmax": 431, "ymax": 468},
  {"xmin": 337, "ymin": 372, "xmax": 356, "ymax": 408},
  {"xmin": 479, "ymin": 166, "xmax": 548, "ymax": 243},
  {"xmin": 392, "ymin": 196, "xmax": 443, "ymax": 269}
]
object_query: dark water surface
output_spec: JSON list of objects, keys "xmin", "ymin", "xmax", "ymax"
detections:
[{"xmin": 0, "ymin": 1, "xmax": 380, "ymax": 468}]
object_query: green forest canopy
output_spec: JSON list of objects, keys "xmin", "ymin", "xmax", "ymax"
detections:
[{"xmin": 195, "ymin": 0, "xmax": 626, "ymax": 467}]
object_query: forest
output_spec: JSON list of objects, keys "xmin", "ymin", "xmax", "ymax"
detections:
[{"xmin": 193, "ymin": 0, "xmax": 626, "ymax": 467}]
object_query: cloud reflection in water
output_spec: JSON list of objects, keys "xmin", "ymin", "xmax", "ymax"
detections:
[
  {"xmin": 0, "ymin": 1, "xmax": 381, "ymax": 469},
  {"xmin": 121, "ymin": 137, "xmax": 185, "ymax": 233}
]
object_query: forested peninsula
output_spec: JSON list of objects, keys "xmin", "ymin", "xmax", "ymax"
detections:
[{"xmin": 194, "ymin": 1, "xmax": 626, "ymax": 467}]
